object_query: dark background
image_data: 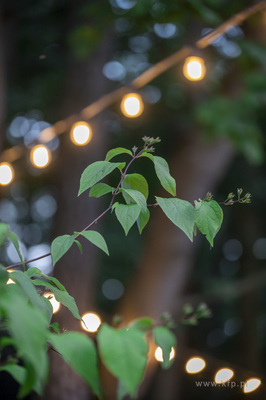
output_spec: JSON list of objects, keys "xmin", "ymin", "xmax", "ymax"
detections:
[{"xmin": 1, "ymin": 1, "xmax": 266, "ymax": 399}]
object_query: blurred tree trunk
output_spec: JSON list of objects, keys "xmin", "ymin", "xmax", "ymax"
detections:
[
  {"xmin": 44, "ymin": 2, "xmax": 114, "ymax": 399},
  {"xmin": 117, "ymin": 134, "xmax": 235, "ymax": 400}
]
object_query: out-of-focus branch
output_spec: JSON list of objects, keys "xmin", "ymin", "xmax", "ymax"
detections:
[{"xmin": 1, "ymin": 1, "xmax": 266, "ymax": 163}]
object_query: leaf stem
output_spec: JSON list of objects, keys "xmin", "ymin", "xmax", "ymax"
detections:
[{"xmin": 5, "ymin": 148, "xmax": 146, "ymax": 270}]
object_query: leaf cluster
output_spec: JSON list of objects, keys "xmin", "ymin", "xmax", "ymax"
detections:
[{"xmin": 0, "ymin": 138, "xmax": 249, "ymax": 398}]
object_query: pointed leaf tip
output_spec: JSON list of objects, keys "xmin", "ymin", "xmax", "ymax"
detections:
[{"xmin": 156, "ymin": 197, "xmax": 195, "ymax": 241}]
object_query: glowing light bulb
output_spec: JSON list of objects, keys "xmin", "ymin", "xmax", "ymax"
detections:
[
  {"xmin": 0, "ymin": 162, "xmax": 14, "ymax": 186},
  {"xmin": 215, "ymin": 368, "xmax": 234, "ymax": 384},
  {"xmin": 243, "ymin": 378, "xmax": 261, "ymax": 393},
  {"xmin": 120, "ymin": 93, "xmax": 144, "ymax": 118},
  {"xmin": 70, "ymin": 122, "xmax": 92, "ymax": 146},
  {"xmin": 81, "ymin": 312, "xmax": 101, "ymax": 332},
  {"xmin": 43, "ymin": 292, "xmax": 60, "ymax": 314},
  {"xmin": 185, "ymin": 357, "xmax": 206, "ymax": 373},
  {"xmin": 183, "ymin": 56, "xmax": 206, "ymax": 81},
  {"xmin": 154, "ymin": 346, "xmax": 175, "ymax": 362},
  {"xmin": 30, "ymin": 145, "xmax": 51, "ymax": 168}
]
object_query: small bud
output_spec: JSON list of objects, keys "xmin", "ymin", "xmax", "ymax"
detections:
[
  {"xmin": 112, "ymin": 314, "xmax": 123, "ymax": 326},
  {"xmin": 182, "ymin": 316, "xmax": 198, "ymax": 326},
  {"xmin": 160, "ymin": 311, "xmax": 171, "ymax": 321},
  {"xmin": 204, "ymin": 192, "xmax": 213, "ymax": 202},
  {"xmin": 142, "ymin": 136, "xmax": 149, "ymax": 143},
  {"xmin": 225, "ymin": 192, "xmax": 235, "ymax": 201},
  {"xmin": 237, "ymin": 188, "xmax": 243, "ymax": 199},
  {"xmin": 146, "ymin": 146, "xmax": 155, "ymax": 153},
  {"xmin": 226, "ymin": 199, "xmax": 234, "ymax": 205},
  {"xmin": 243, "ymin": 192, "xmax": 251, "ymax": 200},
  {"xmin": 195, "ymin": 303, "xmax": 212, "ymax": 318},
  {"xmin": 132, "ymin": 146, "xmax": 138, "ymax": 154},
  {"xmin": 183, "ymin": 303, "xmax": 194, "ymax": 316}
]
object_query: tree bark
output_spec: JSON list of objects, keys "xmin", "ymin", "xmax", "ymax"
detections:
[
  {"xmin": 116, "ymin": 134, "xmax": 235, "ymax": 400},
  {"xmin": 44, "ymin": 3, "xmax": 114, "ymax": 398}
]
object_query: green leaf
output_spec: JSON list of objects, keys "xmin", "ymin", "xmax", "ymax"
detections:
[
  {"xmin": 137, "ymin": 208, "xmax": 150, "ymax": 234},
  {"xmin": 0, "ymin": 363, "xmax": 26, "ymax": 387},
  {"xmin": 141, "ymin": 151, "xmax": 154, "ymax": 161},
  {"xmin": 105, "ymin": 147, "xmax": 132, "ymax": 161},
  {"xmin": 9, "ymin": 270, "xmax": 48, "ymax": 314},
  {"xmin": 1, "ymin": 291, "xmax": 49, "ymax": 396},
  {"xmin": 112, "ymin": 202, "xmax": 119, "ymax": 212},
  {"xmin": 121, "ymin": 189, "xmax": 147, "ymax": 212},
  {"xmin": 117, "ymin": 380, "xmax": 130, "ymax": 400},
  {"xmin": 98, "ymin": 324, "xmax": 148, "ymax": 396},
  {"xmin": 115, "ymin": 204, "xmax": 141, "ymax": 235},
  {"xmin": 0, "ymin": 222, "xmax": 9, "ymax": 247},
  {"xmin": 156, "ymin": 197, "xmax": 195, "ymax": 241},
  {"xmin": 32, "ymin": 279, "xmax": 81, "ymax": 320},
  {"xmin": 118, "ymin": 162, "xmax": 126, "ymax": 170},
  {"xmin": 141, "ymin": 153, "xmax": 176, "ymax": 196},
  {"xmin": 74, "ymin": 239, "xmax": 83, "ymax": 254},
  {"xmin": 78, "ymin": 230, "xmax": 109, "ymax": 255},
  {"xmin": 8, "ymin": 232, "xmax": 25, "ymax": 264},
  {"xmin": 195, "ymin": 200, "xmax": 223, "ymax": 246},
  {"xmin": 122, "ymin": 173, "xmax": 149, "ymax": 200},
  {"xmin": 129, "ymin": 317, "xmax": 154, "ymax": 332},
  {"xmin": 153, "ymin": 326, "xmax": 176, "ymax": 369},
  {"xmin": 50, "ymin": 322, "xmax": 61, "ymax": 333},
  {"xmin": 89, "ymin": 183, "xmax": 114, "ymax": 198},
  {"xmin": 0, "ymin": 263, "xmax": 8, "ymax": 284},
  {"xmin": 153, "ymin": 156, "xmax": 176, "ymax": 196},
  {"xmin": 26, "ymin": 268, "xmax": 65, "ymax": 291},
  {"xmin": 51, "ymin": 234, "xmax": 75, "ymax": 265},
  {"xmin": 78, "ymin": 161, "xmax": 121, "ymax": 196},
  {"xmin": 49, "ymin": 332, "xmax": 101, "ymax": 398}
]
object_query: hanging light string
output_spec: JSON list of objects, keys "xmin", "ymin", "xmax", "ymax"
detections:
[{"xmin": 0, "ymin": 1, "xmax": 266, "ymax": 169}]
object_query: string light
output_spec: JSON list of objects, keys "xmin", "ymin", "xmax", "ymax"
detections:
[
  {"xmin": 81, "ymin": 312, "xmax": 101, "ymax": 332},
  {"xmin": 185, "ymin": 357, "xmax": 206, "ymax": 373},
  {"xmin": 70, "ymin": 121, "xmax": 92, "ymax": 146},
  {"xmin": 0, "ymin": 162, "xmax": 14, "ymax": 186},
  {"xmin": 43, "ymin": 292, "xmax": 60, "ymax": 313},
  {"xmin": 215, "ymin": 368, "xmax": 234, "ymax": 384},
  {"xmin": 120, "ymin": 93, "xmax": 144, "ymax": 118},
  {"xmin": 30, "ymin": 145, "xmax": 51, "ymax": 168},
  {"xmin": 183, "ymin": 56, "xmax": 206, "ymax": 81},
  {"xmin": 154, "ymin": 346, "xmax": 175, "ymax": 362},
  {"xmin": 243, "ymin": 378, "xmax": 261, "ymax": 393}
]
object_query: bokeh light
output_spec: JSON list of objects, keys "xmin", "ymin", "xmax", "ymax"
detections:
[
  {"xmin": 7, "ymin": 270, "xmax": 15, "ymax": 285},
  {"xmin": 120, "ymin": 93, "xmax": 144, "ymax": 118},
  {"xmin": 81, "ymin": 312, "xmax": 101, "ymax": 332},
  {"xmin": 154, "ymin": 346, "xmax": 175, "ymax": 362},
  {"xmin": 30, "ymin": 145, "xmax": 51, "ymax": 168},
  {"xmin": 0, "ymin": 163, "xmax": 14, "ymax": 186},
  {"xmin": 185, "ymin": 357, "xmax": 206, "ymax": 373},
  {"xmin": 215, "ymin": 368, "xmax": 234, "ymax": 384},
  {"xmin": 183, "ymin": 56, "xmax": 206, "ymax": 81},
  {"xmin": 70, "ymin": 122, "xmax": 92, "ymax": 146},
  {"xmin": 43, "ymin": 292, "xmax": 60, "ymax": 313},
  {"xmin": 243, "ymin": 378, "xmax": 261, "ymax": 393}
]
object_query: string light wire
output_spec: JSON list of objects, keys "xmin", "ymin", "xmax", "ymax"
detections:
[{"xmin": 0, "ymin": 1, "xmax": 265, "ymax": 167}]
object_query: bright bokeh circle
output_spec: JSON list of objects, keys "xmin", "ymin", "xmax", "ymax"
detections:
[
  {"xmin": 183, "ymin": 56, "xmax": 206, "ymax": 81},
  {"xmin": 30, "ymin": 145, "xmax": 51, "ymax": 168},
  {"xmin": 120, "ymin": 93, "xmax": 144, "ymax": 118},
  {"xmin": 70, "ymin": 122, "xmax": 92, "ymax": 146},
  {"xmin": 81, "ymin": 312, "xmax": 102, "ymax": 333},
  {"xmin": 0, "ymin": 163, "xmax": 14, "ymax": 186},
  {"xmin": 154, "ymin": 346, "xmax": 175, "ymax": 362}
]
